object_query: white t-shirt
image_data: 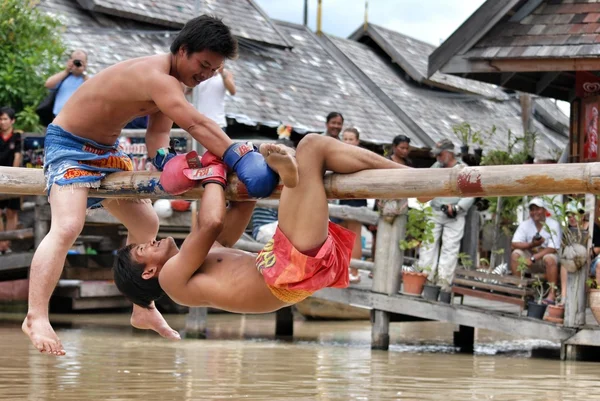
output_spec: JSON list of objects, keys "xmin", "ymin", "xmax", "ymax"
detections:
[
  {"xmin": 512, "ymin": 217, "xmax": 562, "ymax": 250},
  {"xmin": 193, "ymin": 75, "xmax": 227, "ymax": 127}
]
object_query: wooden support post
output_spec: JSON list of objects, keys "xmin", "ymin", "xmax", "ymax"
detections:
[
  {"xmin": 34, "ymin": 196, "xmax": 49, "ymax": 248},
  {"xmin": 460, "ymin": 205, "xmax": 479, "ymax": 268},
  {"xmin": 184, "ymin": 307, "xmax": 207, "ymax": 339},
  {"xmin": 371, "ymin": 208, "xmax": 407, "ymax": 350},
  {"xmin": 371, "ymin": 309, "xmax": 390, "ymax": 350},
  {"xmin": 564, "ymin": 193, "xmax": 594, "ymax": 330},
  {"xmin": 561, "ymin": 343, "xmax": 585, "ymax": 361},
  {"xmin": 275, "ymin": 306, "xmax": 294, "ymax": 338},
  {"xmin": 454, "ymin": 325, "xmax": 475, "ymax": 353}
]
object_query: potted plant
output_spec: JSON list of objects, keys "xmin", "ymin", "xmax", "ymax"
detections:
[
  {"xmin": 438, "ymin": 278, "xmax": 452, "ymax": 304},
  {"xmin": 587, "ymin": 278, "xmax": 600, "ymax": 324},
  {"xmin": 527, "ymin": 278, "xmax": 553, "ymax": 319},
  {"xmin": 421, "ymin": 267, "xmax": 440, "ymax": 301},
  {"xmin": 452, "ymin": 122, "xmax": 482, "ymax": 155},
  {"xmin": 400, "ymin": 202, "xmax": 435, "ymax": 297},
  {"xmin": 545, "ymin": 289, "xmax": 564, "ymax": 323}
]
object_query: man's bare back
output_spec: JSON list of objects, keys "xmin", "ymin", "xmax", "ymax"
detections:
[{"xmin": 54, "ymin": 54, "xmax": 172, "ymax": 145}]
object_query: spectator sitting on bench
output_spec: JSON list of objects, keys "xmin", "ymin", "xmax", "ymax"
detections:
[{"xmin": 510, "ymin": 197, "xmax": 561, "ymax": 304}]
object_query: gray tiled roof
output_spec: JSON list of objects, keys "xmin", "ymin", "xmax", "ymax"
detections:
[
  {"xmin": 366, "ymin": 24, "xmax": 508, "ymax": 100},
  {"xmin": 73, "ymin": 0, "xmax": 292, "ymax": 48},
  {"xmin": 38, "ymin": 0, "xmax": 175, "ymax": 75},
  {"xmin": 466, "ymin": 0, "xmax": 600, "ymax": 59},
  {"xmin": 225, "ymin": 21, "xmax": 416, "ymax": 144},
  {"xmin": 35, "ymin": 1, "xmax": 414, "ymax": 145},
  {"xmin": 328, "ymin": 36, "xmax": 567, "ymax": 159}
]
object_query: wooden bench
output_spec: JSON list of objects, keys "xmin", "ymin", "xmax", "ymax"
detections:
[{"xmin": 452, "ymin": 268, "xmax": 545, "ymax": 311}]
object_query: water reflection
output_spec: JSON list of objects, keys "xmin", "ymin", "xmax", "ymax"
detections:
[{"xmin": 0, "ymin": 314, "xmax": 599, "ymax": 400}]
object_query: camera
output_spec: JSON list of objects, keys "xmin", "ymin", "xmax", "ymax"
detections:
[
  {"xmin": 440, "ymin": 204, "xmax": 455, "ymax": 218},
  {"xmin": 533, "ymin": 232, "xmax": 542, "ymax": 241},
  {"xmin": 73, "ymin": 60, "xmax": 83, "ymax": 67}
]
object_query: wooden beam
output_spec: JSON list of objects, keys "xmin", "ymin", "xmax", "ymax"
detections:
[
  {"xmin": 0, "ymin": 252, "xmax": 34, "ymax": 281},
  {"xmin": 313, "ymin": 287, "xmax": 576, "ymax": 342},
  {"xmin": 536, "ymin": 72, "xmax": 561, "ymax": 94},
  {"xmin": 428, "ymin": 0, "xmax": 521, "ymax": 77},
  {"xmin": 564, "ymin": 328, "xmax": 600, "ymax": 346},
  {"xmin": 0, "ymin": 228, "xmax": 33, "ymax": 241},
  {"xmin": 3, "ymin": 162, "xmax": 600, "ymax": 200},
  {"xmin": 442, "ymin": 56, "xmax": 600, "ymax": 74}
]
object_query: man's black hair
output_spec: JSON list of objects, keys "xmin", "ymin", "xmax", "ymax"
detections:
[
  {"xmin": 170, "ymin": 15, "xmax": 238, "ymax": 59},
  {"xmin": 0, "ymin": 106, "xmax": 16, "ymax": 120},
  {"xmin": 326, "ymin": 111, "xmax": 344, "ymax": 123},
  {"xmin": 113, "ymin": 244, "xmax": 165, "ymax": 308}
]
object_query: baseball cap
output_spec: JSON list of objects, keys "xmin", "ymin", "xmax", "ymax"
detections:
[
  {"xmin": 528, "ymin": 197, "xmax": 546, "ymax": 209},
  {"xmin": 566, "ymin": 200, "xmax": 585, "ymax": 214},
  {"xmin": 431, "ymin": 139, "xmax": 455, "ymax": 156}
]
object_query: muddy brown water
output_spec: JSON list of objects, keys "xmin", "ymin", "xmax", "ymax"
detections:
[{"xmin": 1, "ymin": 312, "xmax": 599, "ymax": 400}]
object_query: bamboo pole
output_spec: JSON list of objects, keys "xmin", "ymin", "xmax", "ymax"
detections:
[{"xmin": 2, "ymin": 163, "xmax": 600, "ymax": 200}]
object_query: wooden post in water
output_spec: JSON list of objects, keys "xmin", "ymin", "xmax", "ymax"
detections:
[
  {"xmin": 371, "ymin": 204, "xmax": 407, "ymax": 350},
  {"xmin": 184, "ymin": 306, "xmax": 207, "ymax": 339},
  {"xmin": 453, "ymin": 325, "xmax": 474, "ymax": 353},
  {"xmin": 275, "ymin": 307, "xmax": 294, "ymax": 338}
]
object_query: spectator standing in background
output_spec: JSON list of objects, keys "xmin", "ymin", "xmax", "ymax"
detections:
[
  {"xmin": 417, "ymin": 139, "xmax": 474, "ymax": 290},
  {"xmin": 0, "ymin": 106, "xmax": 23, "ymax": 254},
  {"xmin": 44, "ymin": 49, "xmax": 89, "ymax": 118},
  {"xmin": 191, "ymin": 65, "xmax": 236, "ymax": 131},
  {"xmin": 389, "ymin": 134, "xmax": 413, "ymax": 166},
  {"xmin": 322, "ymin": 112, "xmax": 344, "ymax": 140}
]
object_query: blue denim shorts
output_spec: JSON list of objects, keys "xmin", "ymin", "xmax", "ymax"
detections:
[{"xmin": 44, "ymin": 124, "xmax": 133, "ymax": 209}]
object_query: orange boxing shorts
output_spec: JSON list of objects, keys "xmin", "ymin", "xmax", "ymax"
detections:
[{"xmin": 256, "ymin": 222, "xmax": 356, "ymax": 304}]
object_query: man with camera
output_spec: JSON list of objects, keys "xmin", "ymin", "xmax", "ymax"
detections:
[
  {"xmin": 44, "ymin": 49, "xmax": 89, "ymax": 118},
  {"xmin": 510, "ymin": 198, "xmax": 561, "ymax": 303},
  {"xmin": 417, "ymin": 139, "xmax": 474, "ymax": 290}
]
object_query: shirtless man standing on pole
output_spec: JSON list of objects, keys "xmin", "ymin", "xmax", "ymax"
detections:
[{"xmin": 24, "ymin": 15, "xmax": 278, "ymax": 356}]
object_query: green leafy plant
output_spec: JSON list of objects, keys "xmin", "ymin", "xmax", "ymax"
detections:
[
  {"xmin": 587, "ymin": 277, "xmax": 597, "ymax": 290},
  {"xmin": 516, "ymin": 256, "xmax": 529, "ymax": 279},
  {"xmin": 532, "ymin": 277, "xmax": 555, "ymax": 304},
  {"xmin": 458, "ymin": 252, "xmax": 473, "ymax": 269},
  {"xmin": 0, "ymin": 0, "xmax": 66, "ymax": 132},
  {"xmin": 452, "ymin": 122, "xmax": 483, "ymax": 147},
  {"xmin": 400, "ymin": 203, "xmax": 435, "ymax": 251}
]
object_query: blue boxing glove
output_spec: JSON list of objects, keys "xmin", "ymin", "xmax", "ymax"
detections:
[
  {"xmin": 151, "ymin": 139, "xmax": 178, "ymax": 171},
  {"xmin": 223, "ymin": 142, "xmax": 278, "ymax": 198}
]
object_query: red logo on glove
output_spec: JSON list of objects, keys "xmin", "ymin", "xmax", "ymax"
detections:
[{"xmin": 234, "ymin": 144, "xmax": 252, "ymax": 157}]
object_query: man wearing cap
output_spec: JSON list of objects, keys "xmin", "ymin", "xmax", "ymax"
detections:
[
  {"xmin": 511, "ymin": 197, "xmax": 561, "ymax": 303},
  {"xmin": 417, "ymin": 139, "xmax": 474, "ymax": 290}
]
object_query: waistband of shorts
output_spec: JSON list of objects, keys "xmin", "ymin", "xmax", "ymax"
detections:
[
  {"xmin": 46, "ymin": 124, "xmax": 119, "ymax": 150},
  {"xmin": 267, "ymin": 285, "xmax": 313, "ymax": 304}
]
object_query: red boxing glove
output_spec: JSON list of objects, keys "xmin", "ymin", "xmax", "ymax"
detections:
[
  {"xmin": 159, "ymin": 153, "xmax": 196, "ymax": 195},
  {"xmin": 182, "ymin": 151, "xmax": 227, "ymax": 188}
]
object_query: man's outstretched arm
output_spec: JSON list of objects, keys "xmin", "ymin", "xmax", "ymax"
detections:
[
  {"xmin": 158, "ymin": 183, "xmax": 226, "ymax": 306},
  {"xmin": 216, "ymin": 201, "xmax": 257, "ymax": 247}
]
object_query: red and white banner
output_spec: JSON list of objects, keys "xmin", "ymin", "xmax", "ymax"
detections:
[{"xmin": 576, "ymin": 71, "xmax": 600, "ymax": 98}]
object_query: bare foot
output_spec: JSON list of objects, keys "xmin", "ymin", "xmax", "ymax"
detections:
[
  {"xmin": 259, "ymin": 143, "xmax": 299, "ymax": 188},
  {"xmin": 130, "ymin": 303, "xmax": 181, "ymax": 340},
  {"xmin": 22, "ymin": 315, "xmax": 65, "ymax": 356}
]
